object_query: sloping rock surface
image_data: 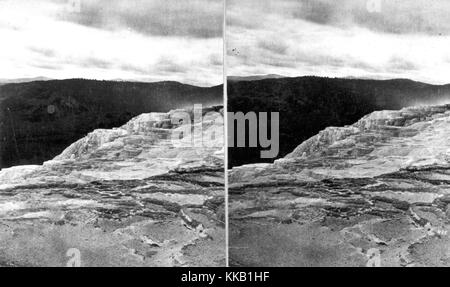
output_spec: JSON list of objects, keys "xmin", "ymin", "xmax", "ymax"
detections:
[
  {"xmin": 0, "ymin": 107, "xmax": 225, "ymax": 267},
  {"xmin": 230, "ymin": 104, "xmax": 450, "ymax": 267}
]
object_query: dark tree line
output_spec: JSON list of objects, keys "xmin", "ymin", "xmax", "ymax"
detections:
[
  {"xmin": 0, "ymin": 79, "xmax": 222, "ymax": 168},
  {"xmin": 228, "ymin": 76, "xmax": 450, "ymax": 168}
]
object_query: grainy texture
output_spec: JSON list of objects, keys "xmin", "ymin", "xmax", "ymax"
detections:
[
  {"xmin": 228, "ymin": 77, "xmax": 450, "ymax": 167},
  {"xmin": 0, "ymin": 79, "xmax": 222, "ymax": 168},
  {"xmin": 230, "ymin": 105, "xmax": 450, "ymax": 267},
  {"xmin": 0, "ymin": 108, "xmax": 225, "ymax": 267}
]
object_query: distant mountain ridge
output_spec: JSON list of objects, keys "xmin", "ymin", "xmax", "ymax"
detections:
[
  {"xmin": 228, "ymin": 74, "xmax": 286, "ymax": 82},
  {"xmin": 228, "ymin": 76, "xmax": 450, "ymax": 167},
  {"xmin": 0, "ymin": 79, "xmax": 223, "ymax": 168},
  {"xmin": 0, "ymin": 77, "xmax": 53, "ymax": 85}
]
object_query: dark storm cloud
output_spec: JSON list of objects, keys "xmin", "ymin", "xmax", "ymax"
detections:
[
  {"xmin": 229, "ymin": 0, "xmax": 450, "ymax": 35},
  {"xmin": 291, "ymin": 0, "xmax": 337, "ymax": 25},
  {"xmin": 349, "ymin": 0, "xmax": 450, "ymax": 35},
  {"xmin": 60, "ymin": 0, "xmax": 223, "ymax": 38},
  {"xmin": 0, "ymin": 0, "xmax": 222, "ymax": 86},
  {"xmin": 228, "ymin": 0, "xmax": 450, "ymax": 83}
]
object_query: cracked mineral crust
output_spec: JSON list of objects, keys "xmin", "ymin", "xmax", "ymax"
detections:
[
  {"xmin": 229, "ymin": 104, "xmax": 450, "ymax": 267},
  {"xmin": 0, "ymin": 107, "xmax": 225, "ymax": 267}
]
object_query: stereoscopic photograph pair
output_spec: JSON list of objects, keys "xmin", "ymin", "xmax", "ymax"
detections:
[{"xmin": 0, "ymin": 0, "xmax": 449, "ymax": 267}]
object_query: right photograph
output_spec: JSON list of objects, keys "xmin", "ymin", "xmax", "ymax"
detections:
[{"xmin": 227, "ymin": 0, "xmax": 450, "ymax": 267}]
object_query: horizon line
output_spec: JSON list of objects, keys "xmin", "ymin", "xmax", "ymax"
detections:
[
  {"xmin": 227, "ymin": 74, "xmax": 450, "ymax": 86},
  {"xmin": 0, "ymin": 77, "xmax": 224, "ymax": 88}
]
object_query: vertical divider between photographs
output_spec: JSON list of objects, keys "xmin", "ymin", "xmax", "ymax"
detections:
[{"xmin": 223, "ymin": 0, "xmax": 229, "ymax": 268}]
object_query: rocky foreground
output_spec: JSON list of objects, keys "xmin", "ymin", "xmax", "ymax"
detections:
[
  {"xmin": 230, "ymin": 104, "xmax": 450, "ymax": 267},
  {"xmin": 0, "ymin": 107, "xmax": 225, "ymax": 267}
]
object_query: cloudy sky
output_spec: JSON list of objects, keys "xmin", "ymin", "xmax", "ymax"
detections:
[
  {"xmin": 0, "ymin": 0, "xmax": 223, "ymax": 86},
  {"xmin": 227, "ymin": 0, "xmax": 450, "ymax": 84}
]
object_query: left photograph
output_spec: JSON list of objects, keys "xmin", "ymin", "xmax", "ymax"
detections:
[{"xmin": 0, "ymin": 0, "xmax": 225, "ymax": 267}]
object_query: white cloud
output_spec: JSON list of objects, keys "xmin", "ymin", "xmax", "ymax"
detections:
[
  {"xmin": 227, "ymin": 0, "xmax": 450, "ymax": 84},
  {"xmin": 0, "ymin": 0, "xmax": 223, "ymax": 86}
]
